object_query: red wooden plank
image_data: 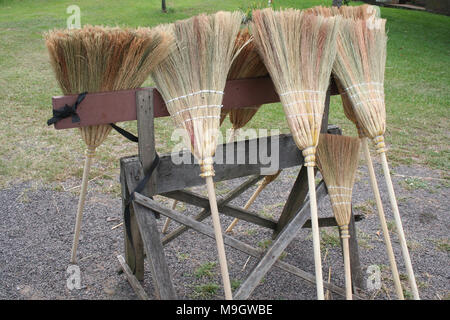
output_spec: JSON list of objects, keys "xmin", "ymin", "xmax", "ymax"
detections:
[{"xmin": 52, "ymin": 76, "xmax": 338, "ymax": 130}]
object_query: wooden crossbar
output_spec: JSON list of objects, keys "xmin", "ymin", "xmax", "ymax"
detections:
[{"xmin": 51, "ymin": 76, "xmax": 338, "ymax": 130}]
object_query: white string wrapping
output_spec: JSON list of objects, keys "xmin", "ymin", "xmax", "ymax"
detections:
[
  {"xmin": 287, "ymin": 112, "xmax": 323, "ymax": 118},
  {"xmin": 354, "ymin": 97, "xmax": 384, "ymax": 107},
  {"xmin": 348, "ymin": 90, "xmax": 384, "ymax": 100},
  {"xmin": 327, "ymin": 186, "xmax": 353, "ymax": 191},
  {"xmin": 280, "ymin": 90, "xmax": 324, "ymax": 96},
  {"xmin": 285, "ymin": 100, "xmax": 323, "ymax": 107},
  {"xmin": 343, "ymin": 82, "xmax": 384, "ymax": 92},
  {"xmin": 165, "ymin": 90, "xmax": 224, "ymax": 104},
  {"xmin": 183, "ymin": 115, "xmax": 221, "ymax": 123},
  {"xmin": 174, "ymin": 104, "xmax": 223, "ymax": 116}
]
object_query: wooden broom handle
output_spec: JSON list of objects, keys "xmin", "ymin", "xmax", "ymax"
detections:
[
  {"xmin": 307, "ymin": 165, "xmax": 325, "ymax": 300},
  {"xmin": 379, "ymin": 151, "xmax": 420, "ymax": 300},
  {"xmin": 70, "ymin": 146, "xmax": 96, "ymax": 264},
  {"xmin": 226, "ymin": 181, "xmax": 266, "ymax": 232},
  {"xmin": 205, "ymin": 176, "xmax": 233, "ymax": 300},
  {"xmin": 362, "ymin": 138, "xmax": 404, "ymax": 299},
  {"xmin": 340, "ymin": 227, "xmax": 352, "ymax": 300}
]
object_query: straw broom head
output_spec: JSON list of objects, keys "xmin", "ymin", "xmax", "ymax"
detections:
[
  {"xmin": 227, "ymin": 27, "xmax": 268, "ymax": 130},
  {"xmin": 45, "ymin": 25, "xmax": 174, "ymax": 148},
  {"xmin": 305, "ymin": 4, "xmax": 378, "ymax": 19},
  {"xmin": 150, "ymin": 12, "xmax": 244, "ymax": 177},
  {"xmin": 305, "ymin": 5, "xmax": 378, "ymax": 139},
  {"xmin": 332, "ymin": 17, "xmax": 387, "ymax": 153},
  {"xmin": 317, "ymin": 134, "xmax": 360, "ymax": 233},
  {"xmin": 251, "ymin": 9, "xmax": 340, "ymax": 166},
  {"xmin": 339, "ymin": 4, "xmax": 379, "ymax": 19}
]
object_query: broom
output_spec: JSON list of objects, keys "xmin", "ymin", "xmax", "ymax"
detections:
[
  {"xmin": 336, "ymin": 79, "xmax": 404, "ymax": 299},
  {"xmin": 45, "ymin": 26, "xmax": 173, "ymax": 264},
  {"xmin": 317, "ymin": 133, "xmax": 360, "ymax": 300},
  {"xmin": 307, "ymin": 5, "xmax": 405, "ymax": 300},
  {"xmin": 251, "ymin": 8, "xmax": 340, "ymax": 299},
  {"xmin": 150, "ymin": 12, "xmax": 245, "ymax": 300},
  {"xmin": 332, "ymin": 17, "xmax": 420, "ymax": 299},
  {"xmin": 161, "ymin": 106, "xmax": 229, "ymax": 234},
  {"xmin": 163, "ymin": 28, "xmax": 272, "ymax": 234}
]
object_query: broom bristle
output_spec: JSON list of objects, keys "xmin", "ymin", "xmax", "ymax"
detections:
[
  {"xmin": 150, "ymin": 12, "xmax": 244, "ymax": 177},
  {"xmin": 332, "ymin": 17, "xmax": 387, "ymax": 147},
  {"xmin": 306, "ymin": 5, "xmax": 380, "ymax": 140},
  {"xmin": 227, "ymin": 27, "xmax": 268, "ymax": 130},
  {"xmin": 45, "ymin": 25, "xmax": 174, "ymax": 147},
  {"xmin": 45, "ymin": 25, "xmax": 173, "ymax": 94},
  {"xmin": 251, "ymin": 8, "xmax": 340, "ymax": 166},
  {"xmin": 317, "ymin": 134, "xmax": 361, "ymax": 227},
  {"xmin": 305, "ymin": 4, "xmax": 378, "ymax": 20}
]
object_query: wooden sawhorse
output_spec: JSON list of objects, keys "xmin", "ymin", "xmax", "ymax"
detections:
[
  {"xmin": 119, "ymin": 82, "xmax": 365, "ymax": 300},
  {"xmin": 51, "ymin": 76, "xmax": 366, "ymax": 299}
]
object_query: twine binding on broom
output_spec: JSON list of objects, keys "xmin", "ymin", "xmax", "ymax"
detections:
[
  {"xmin": 373, "ymin": 135, "xmax": 386, "ymax": 153},
  {"xmin": 302, "ymin": 146, "xmax": 317, "ymax": 167},
  {"xmin": 174, "ymin": 104, "xmax": 223, "ymax": 115},
  {"xmin": 166, "ymin": 90, "xmax": 224, "ymax": 104},
  {"xmin": 339, "ymin": 225, "xmax": 350, "ymax": 239},
  {"xmin": 199, "ymin": 157, "xmax": 215, "ymax": 178}
]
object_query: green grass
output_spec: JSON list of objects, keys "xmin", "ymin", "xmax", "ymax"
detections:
[
  {"xmin": 231, "ymin": 279, "xmax": 242, "ymax": 291},
  {"xmin": 320, "ymin": 228, "xmax": 341, "ymax": 248},
  {"xmin": 433, "ymin": 238, "xmax": 450, "ymax": 253},
  {"xmin": 193, "ymin": 282, "xmax": 220, "ymax": 298},
  {"xmin": 0, "ymin": 0, "xmax": 448, "ymax": 190},
  {"xmin": 400, "ymin": 177, "xmax": 430, "ymax": 191},
  {"xmin": 194, "ymin": 261, "xmax": 217, "ymax": 278}
]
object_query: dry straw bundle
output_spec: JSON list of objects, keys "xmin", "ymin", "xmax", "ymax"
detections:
[
  {"xmin": 317, "ymin": 134, "xmax": 360, "ymax": 300},
  {"xmin": 45, "ymin": 25, "xmax": 173, "ymax": 264},
  {"xmin": 251, "ymin": 8, "xmax": 340, "ymax": 299},
  {"xmin": 150, "ymin": 11, "xmax": 245, "ymax": 300},
  {"xmin": 305, "ymin": 4, "xmax": 378, "ymax": 19},
  {"xmin": 333, "ymin": 16, "xmax": 420, "ymax": 299},
  {"xmin": 164, "ymin": 28, "xmax": 269, "ymax": 235}
]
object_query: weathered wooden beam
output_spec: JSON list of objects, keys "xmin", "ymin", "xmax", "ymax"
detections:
[
  {"xmin": 120, "ymin": 157, "xmax": 145, "ymax": 281},
  {"xmin": 162, "ymin": 189, "xmax": 277, "ymax": 230},
  {"xmin": 52, "ymin": 76, "xmax": 339, "ymax": 130},
  {"xmin": 132, "ymin": 191, "xmax": 363, "ymax": 299},
  {"xmin": 117, "ymin": 255, "xmax": 149, "ymax": 300},
  {"xmin": 302, "ymin": 214, "xmax": 365, "ymax": 228},
  {"xmin": 121, "ymin": 90, "xmax": 177, "ymax": 300},
  {"xmin": 234, "ymin": 181, "xmax": 328, "ymax": 300},
  {"xmin": 161, "ymin": 175, "xmax": 264, "ymax": 245},
  {"xmin": 274, "ymin": 165, "xmax": 310, "ymax": 238},
  {"xmin": 121, "ymin": 127, "xmax": 342, "ymax": 196},
  {"xmin": 154, "ymin": 133, "xmax": 302, "ymax": 195}
]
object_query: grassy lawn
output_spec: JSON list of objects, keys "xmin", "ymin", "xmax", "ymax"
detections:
[{"xmin": 0, "ymin": 0, "xmax": 448, "ymax": 192}]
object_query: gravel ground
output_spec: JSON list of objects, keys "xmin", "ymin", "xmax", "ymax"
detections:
[{"xmin": 0, "ymin": 162, "xmax": 448, "ymax": 300}]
